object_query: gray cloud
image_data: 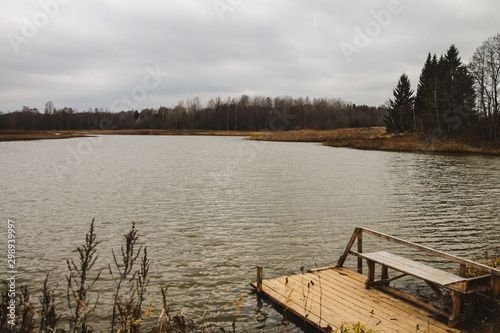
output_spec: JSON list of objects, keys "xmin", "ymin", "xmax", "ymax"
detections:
[{"xmin": 1, "ymin": 0, "xmax": 498, "ymax": 112}]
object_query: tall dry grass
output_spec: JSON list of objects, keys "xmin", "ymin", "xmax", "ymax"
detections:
[
  {"xmin": 0, "ymin": 220, "xmax": 274, "ymax": 333},
  {"xmin": 0, "ymin": 129, "xmax": 259, "ymax": 142},
  {"xmin": 463, "ymin": 248, "xmax": 500, "ymax": 333},
  {"xmin": 250, "ymin": 127, "xmax": 500, "ymax": 155},
  {"xmin": 3, "ymin": 128, "xmax": 499, "ymax": 155},
  {"xmin": 0, "ymin": 130, "xmax": 87, "ymax": 141},
  {"xmin": 249, "ymin": 127, "xmax": 387, "ymax": 143}
]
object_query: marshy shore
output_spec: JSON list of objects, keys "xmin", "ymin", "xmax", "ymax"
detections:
[
  {"xmin": 0, "ymin": 130, "xmax": 89, "ymax": 141},
  {"xmin": 249, "ymin": 127, "xmax": 500, "ymax": 155},
  {"xmin": 0, "ymin": 129, "xmax": 259, "ymax": 141},
  {"xmin": 1, "ymin": 128, "xmax": 499, "ymax": 156}
]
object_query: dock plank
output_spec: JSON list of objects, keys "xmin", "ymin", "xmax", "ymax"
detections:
[
  {"xmin": 288, "ymin": 270, "xmax": 451, "ymax": 333},
  {"xmin": 283, "ymin": 274, "xmax": 403, "ymax": 332},
  {"xmin": 301, "ymin": 268, "xmax": 453, "ymax": 332},
  {"xmin": 253, "ymin": 267, "xmax": 462, "ymax": 333}
]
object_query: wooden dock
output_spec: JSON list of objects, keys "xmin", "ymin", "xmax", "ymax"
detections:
[
  {"xmin": 251, "ymin": 266, "xmax": 460, "ymax": 333},
  {"xmin": 251, "ymin": 228, "xmax": 500, "ymax": 332}
]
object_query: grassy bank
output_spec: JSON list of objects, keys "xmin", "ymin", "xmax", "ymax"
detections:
[
  {"xmin": 82, "ymin": 129, "xmax": 261, "ymax": 137},
  {"xmin": 3, "ymin": 128, "xmax": 499, "ymax": 155},
  {"xmin": 0, "ymin": 129, "xmax": 260, "ymax": 142},
  {"xmin": 249, "ymin": 127, "xmax": 386, "ymax": 143},
  {"xmin": 0, "ymin": 130, "xmax": 89, "ymax": 141},
  {"xmin": 249, "ymin": 127, "xmax": 500, "ymax": 155}
]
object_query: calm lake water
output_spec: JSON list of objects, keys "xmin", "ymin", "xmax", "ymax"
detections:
[{"xmin": 1, "ymin": 135, "xmax": 499, "ymax": 331}]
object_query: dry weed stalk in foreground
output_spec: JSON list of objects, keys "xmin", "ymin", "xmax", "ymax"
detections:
[
  {"xmin": 0, "ymin": 220, "xmax": 261, "ymax": 333},
  {"xmin": 4, "ymin": 219, "xmax": 497, "ymax": 332},
  {"xmin": 67, "ymin": 218, "xmax": 101, "ymax": 333}
]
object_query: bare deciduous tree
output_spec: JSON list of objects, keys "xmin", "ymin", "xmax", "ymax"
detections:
[{"xmin": 469, "ymin": 33, "xmax": 500, "ymax": 140}]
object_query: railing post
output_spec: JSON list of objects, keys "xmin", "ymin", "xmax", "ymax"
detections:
[
  {"xmin": 459, "ymin": 264, "xmax": 466, "ymax": 277},
  {"xmin": 257, "ymin": 266, "xmax": 263, "ymax": 293},
  {"xmin": 357, "ymin": 231, "xmax": 363, "ymax": 274},
  {"xmin": 336, "ymin": 227, "xmax": 361, "ymax": 267}
]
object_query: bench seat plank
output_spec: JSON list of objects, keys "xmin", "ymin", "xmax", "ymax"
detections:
[{"xmin": 360, "ymin": 251, "xmax": 466, "ymax": 287}]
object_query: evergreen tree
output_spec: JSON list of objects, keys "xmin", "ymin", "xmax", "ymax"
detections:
[
  {"xmin": 439, "ymin": 45, "xmax": 476, "ymax": 135},
  {"xmin": 415, "ymin": 53, "xmax": 439, "ymax": 133},
  {"xmin": 414, "ymin": 45, "xmax": 476, "ymax": 136},
  {"xmin": 385, "ymin": 74, "xmax": 415, "ymax": 134}
]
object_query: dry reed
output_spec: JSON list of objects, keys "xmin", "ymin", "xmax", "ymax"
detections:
[{"xmin": 250, "ymin": 127, "xmax": 500, "ymax": 155}]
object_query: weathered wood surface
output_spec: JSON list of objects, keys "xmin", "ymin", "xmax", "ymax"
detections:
[
  {"xmin": 355, "ymin": 228, "xmax": 500, "ymax": 276},
  {"xmin": 360, "ymin": 251, "xmax": 466, "ymax": 287},
  {"xmin": 335, "ymin": 227, "xmax": 500, "ymax": 299},
  {"xmin": 252, "ymin": 266, "xmax": 462, "ymax": 333}
]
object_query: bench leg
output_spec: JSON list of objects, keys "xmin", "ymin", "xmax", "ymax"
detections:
[
  {"xmin": 381, "ymin": 264, "xmax": 389, "ymax": 286},
  {"xmin": 466, "ymin": 294, "xmax": 475, "ymax": 319},
  {"xmin": 493, "ymin": 275, "xmax": 500, "ymax": 297},
  {"xmin": 425, "ymin": 281, "xmax": 453, "ymax": 313},
  {"xmin": 448, "ymin": 290, "xmax": 462, "ymax": 327},
  {"xmin": 365, "ymin": 260, "xmax": 375, "ymax": 289}
]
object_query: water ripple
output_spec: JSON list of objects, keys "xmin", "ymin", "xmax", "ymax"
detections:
[{"xmin": 0, "ymin": 136, "xmax": 498, "ymax": 331}]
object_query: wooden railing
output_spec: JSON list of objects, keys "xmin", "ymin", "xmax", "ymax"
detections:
[{"xmin": 336, "ymin": 227, "xmax": 500, "ymax": 295}]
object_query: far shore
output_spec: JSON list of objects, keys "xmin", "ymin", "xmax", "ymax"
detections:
[
  {"xmin": 249, "ymin": 127, "xmax": 500, "ymax": 156},
  {"xmin": 1, "ymin": 128, "xmax": 499, "ymax": 156},
  {"xmin": 0, "ymin": 129, "xmax": 258, "ymax": 142}
]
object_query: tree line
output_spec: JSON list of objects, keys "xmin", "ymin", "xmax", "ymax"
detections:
[
  {"xmin": 3, "ymin": 33, "xmax": 497, "ymax": 139},
  {"xmin": 385, "ymin": 33, "xmax": 500, "ymax": 141},
  {"xmin": 0, "ymin": 96, "xmax": 386, "ymax": 132}
]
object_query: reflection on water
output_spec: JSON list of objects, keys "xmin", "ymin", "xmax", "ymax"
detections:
[{"xmin": 0, "ymin": 136, "xmax": 499, "ymax": 331}]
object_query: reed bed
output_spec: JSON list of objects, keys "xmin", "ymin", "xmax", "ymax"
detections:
[
  {"xmin": 0, "ymin": 129, "xmax": 259, "ymax": 142},
  {"xmin": 250, "ymin": 127, "xmax": 500, "ymax": 155},
  {"xmin": 3, "ymin": 128, "xmax": 499, "ymax": 155},
  {"xmin": 249, "ymin": 127, "xmax": 387, "ymax": 143},
  {"xmin": 82, "ymin": 129, "xmax": 261, "ymax": 137},
  {"xmin": 0, "ymin": 130, "xmax": 87, "ymax": 141}
]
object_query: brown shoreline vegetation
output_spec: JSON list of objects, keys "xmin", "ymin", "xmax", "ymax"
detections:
[
  {"xmin": 0, "ymin": 129, "xmax": 259, "ymax": 142},
  {"xmin": 0, "ymin": 130, "xmax": 89, "ymax": 141},
  {"xmin": 251, "ymin": 127, "xmax": 500, "ymax": 156},
  {"xmin": 1, "ymin": 127, "xmax": 499, "ymax": 156}
]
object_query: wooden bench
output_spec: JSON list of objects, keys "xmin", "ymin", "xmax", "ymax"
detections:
[
  {"xmin": 358, "ymin": 251, "xmax": 493, "ymax": 326},
  {"xmin": 360, "ymin": 251, "xmax": 465, "ymax": 287},
  {"xmin": 336, "ymin": 228, "xmax": 500, "ymax": 328}
]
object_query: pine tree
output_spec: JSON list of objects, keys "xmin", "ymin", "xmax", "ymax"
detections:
[
  {"xmin": 415, "ymin": 46, "xmax": 476, "ymax": 137},
  {"xmin": 439, "ymin": 45, "xmax": 476, "ymax": 135},
  {"xmin": 415, "ymin": 53, "xmax": 439, "ymax": 133},
  {"xmin": 385, "ymin": 74, "xmax": 415, "ymax": 134}
]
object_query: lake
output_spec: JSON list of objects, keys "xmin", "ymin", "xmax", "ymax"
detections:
[{"xmin": 1, "ymin": 135, "xmax": 499, "ymax": 331}]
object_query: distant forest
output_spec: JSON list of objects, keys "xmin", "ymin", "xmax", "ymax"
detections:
[
  {"xmin": 0, "ymin": 96, "xmax": 386, "ymax": 132},
  {"xmin": 2, "ymin": 33, "xmax": 498, "ymax": 142}
]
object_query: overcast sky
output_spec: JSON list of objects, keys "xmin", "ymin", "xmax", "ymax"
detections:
[{"xmin": 1, "ymin": 0, "xmax": 498, "ymax": 112}]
